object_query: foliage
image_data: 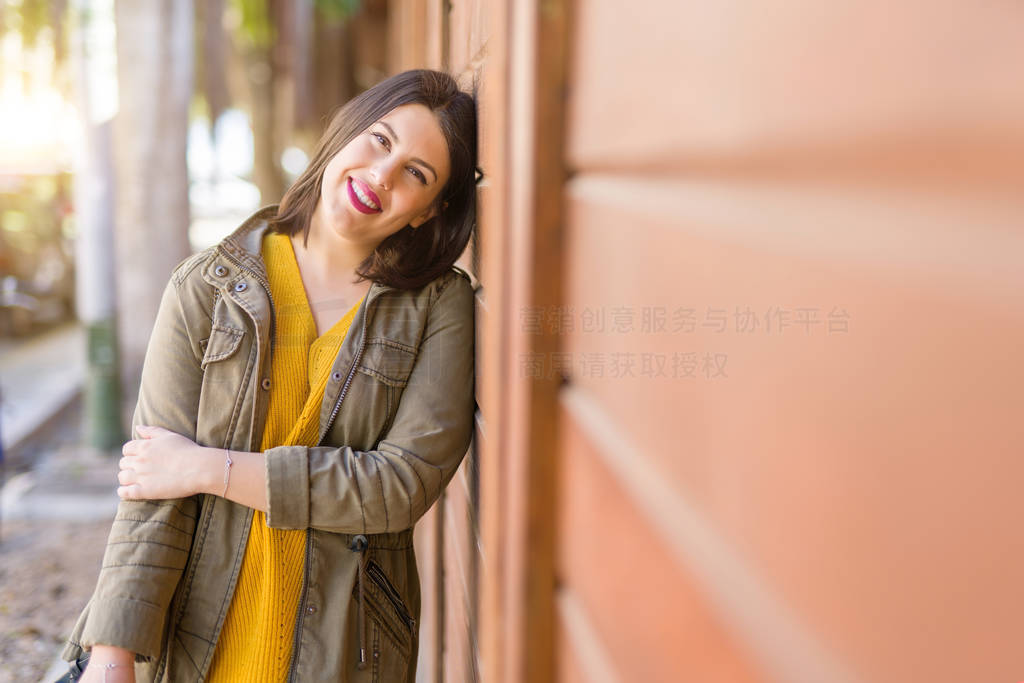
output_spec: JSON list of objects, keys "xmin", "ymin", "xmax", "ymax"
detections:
[
  {"xmin": 230, "ymin": 0, "xmax": 274, "ymax": 49},
  {"xmin": 3, "ymin": 0, "xmax": 69, "ymax": 74},
  {"xmin": 7, "ymin": 0, "xmax": 55, "ymax": 48}
]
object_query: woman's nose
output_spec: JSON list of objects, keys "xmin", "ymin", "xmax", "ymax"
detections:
[{"xmin": 370, "ymin": 160, "xmax": 398, "ymax": 191}]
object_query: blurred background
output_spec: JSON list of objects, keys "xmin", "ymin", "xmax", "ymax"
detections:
[
  {"xmin": 2, "ymin": 0, "xmax": 1024, "ymax": 682},
  {"xmin": 0, "ymin": 1, "xmax": 394, "ymax": 680}
]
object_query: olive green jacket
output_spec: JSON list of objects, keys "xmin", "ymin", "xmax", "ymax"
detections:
[{"xmin": 63, "ymin": 206, "xmax": 476, "ymax": 682}]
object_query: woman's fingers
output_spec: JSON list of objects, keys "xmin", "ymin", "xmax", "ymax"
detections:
[
  {"xmin": 124, "ymin": 425, "xmax": 176, "ymax": 457},
  {"xmin": 118, "ymin": 454, "xmax": 142, "ymax": 495},
  {"xmin": 114, "ymin": 428, "xmax": 200, "ymax": 500},
  {"xmin": 122, "ymin": 438, "xmax": 151, "ymax": 456},
  {"xmin": 117, "ymin": 483, "xmax": 143, "ymax": 500},
  {"xmin": 117, "ymin": 463, "xmax": 144, "ymax": 499}
]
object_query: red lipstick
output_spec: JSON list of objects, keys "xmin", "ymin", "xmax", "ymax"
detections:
[{"xmin": 347, "ymin": 177, "xmax": 382, "ymax": 214}]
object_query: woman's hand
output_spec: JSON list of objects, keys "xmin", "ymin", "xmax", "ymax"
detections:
[{"xmin": 118, "ymin": 425, "xmax": 215, "ymax": 500}]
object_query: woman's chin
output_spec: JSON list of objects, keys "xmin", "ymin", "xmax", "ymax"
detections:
[{"xmin": 328, "ymin": 220, "xmax": 378, "ymax": 246}]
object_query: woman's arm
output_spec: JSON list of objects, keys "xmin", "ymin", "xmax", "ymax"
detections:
[
  {"xmin": 120, "ymin": 272, "xmax": 476, "ymax": 535},
  {"xmin": 78, "ymin": 645, "xmax": 135, "ymax": 683},
  {"xmin": 263, "ymin": 272, "xmax": 475, "ymax": 533},
  {"xmin": 71, "ymin": 260, "xmax": 208, "ymax": 663},
  {"xmin": 118, "ymin": 425, "xmax": 267, "ymax": 512}
]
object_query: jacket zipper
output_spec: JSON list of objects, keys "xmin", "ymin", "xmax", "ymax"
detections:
[
  {"xmin": 228, "ymin": 238, "xmax": 309, "ymax": 681},
  {"xmin": 318, "ymin": 293, "xmax": 372, "ymax": 443},
  {"xmin": 219, "ymin": 245, "xmax": 324, "ymax": 682},
  {"xmin": 366, "ymin": 560, "xmax": 416, "ymax": 632},
  {"xmin": 285, "ymin": 529, "xmax": 314, "ymax": 683},
  {"xmin": 286, "ymin": 293, "xmax": 374, "ymax": 682},
  {"xmin": 220, "ymin": 248, "xmax": 315, "ymax": 682},
  {"xmin": 202, "ymin": 249, "xmax": 283, "ymax": 681}
]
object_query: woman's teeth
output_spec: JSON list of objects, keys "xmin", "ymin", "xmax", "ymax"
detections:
[{"xmin": 352, "ymin": 180, "xmax": 380, "ymax": 211}]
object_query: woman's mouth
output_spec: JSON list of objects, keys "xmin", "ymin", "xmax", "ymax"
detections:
[{"xmin": 347, "ymin": 177, "xmax": 382, "ymax": 214}]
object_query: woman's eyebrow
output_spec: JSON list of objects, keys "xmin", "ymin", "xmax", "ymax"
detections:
[{"xmin": 379, "ymin": 120, "xmax": 439, "ymax": 183}]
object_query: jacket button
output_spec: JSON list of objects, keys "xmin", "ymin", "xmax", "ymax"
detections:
[
  {"xmin": 307, "ymin": 605, "xmax": 317, "ymax": 614},
  {"xmin": 349, "ymin": 534, "xmax": 368, "ymax": 552},
  {"xmin": 261, "ymin": 378, "xmax": 271, "ymax": 390},
  {"xmin": 214, "ymin": 265, "xmax": 227, "ymax": 277},
  {"xmin": 331, "ymin": 371, "xmax": 343, "ymax": 382},
  {"xmin": 234, "ymin": 282, "xmax": 247, "ymax": 292}
]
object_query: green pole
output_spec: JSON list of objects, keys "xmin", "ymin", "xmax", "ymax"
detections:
[{"xmin": 85, "ymin": 317, "xmax": 123, "ymax": 449}]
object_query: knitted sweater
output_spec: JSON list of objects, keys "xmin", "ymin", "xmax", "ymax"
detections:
[{"xmin": 206, "ymin": 231, "xmax": 363, "ymax": 681}]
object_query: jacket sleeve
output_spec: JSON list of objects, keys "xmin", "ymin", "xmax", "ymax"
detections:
[
  {"xmin": 263, "ymin": 273, "xmax": 476, "ymax": 534},
  {"xmin": 73, "ymin": 268, "xmax": 206, "ymax": 659}
]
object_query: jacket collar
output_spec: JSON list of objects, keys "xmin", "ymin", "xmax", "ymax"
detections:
[
  {"xmin": 218, "ymin": 205, "xmax": 278, "ymax": 277},
  {"xmin": 208, "ymin": 204, "xmax": 396, "ymax": 306}
]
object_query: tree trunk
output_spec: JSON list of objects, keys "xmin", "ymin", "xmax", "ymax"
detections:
[
  {"xmin": 247, "ymin": 43, "xmax": 285, "ymax": 205},
  {"xmin": 113, "ymin": 0, "xmax": 193, "ymax": 418},
  {"xmin": 312, "ymin": 10, "xmax": 356, "ymax": 136},
  {"xmin": 198, "ymin": 0, "xmax": 229, "ymax": 134}
]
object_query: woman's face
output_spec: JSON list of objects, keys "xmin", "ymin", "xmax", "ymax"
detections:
[{"xmin": 316, "ymin": 103, "xmax": 451, "ymax": 250}]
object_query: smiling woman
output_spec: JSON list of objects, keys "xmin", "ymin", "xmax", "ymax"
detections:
[
  {"xmin": 275, "ymin": 70, "xmax": 478, "ymax": 292},
  {"xmin": 59, "ymin": 70, "xmax": 479, "ymax": 683},
  {"xmin": 312, "ymin": 104, "xmax": 451, "ymax": 266}
]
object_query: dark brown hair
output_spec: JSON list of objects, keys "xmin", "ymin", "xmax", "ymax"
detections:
[{"xmin": 272, "ymin": 69, "xmax": 478, "ymax": 290}]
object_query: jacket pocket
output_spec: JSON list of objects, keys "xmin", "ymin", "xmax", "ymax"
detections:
[
  {"xmin": 357, "ymin": 338, "xmax": 417, "ymax": 388},
  {"xmin": 366, "ymin": 560, "xmax": 416, "ymax": 635},
  {"xmin": 354, "ymin": 559, "xmax": 416, "ymax": 668},
  {"xmin": 199, "ymin": 323, "xmax": 244, "ymax": 368}
]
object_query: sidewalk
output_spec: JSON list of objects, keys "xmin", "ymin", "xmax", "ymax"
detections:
[
  {"xmin": 0, "ymin": 323, "xmax": 122, "ymax": 682},
  {"xmin": 1, "ymin": 444, "xmax": 121, "ymax": 522},
  {"xmin": 1, "ymin": 322, "xmax": 83, "ymax": 458},
  {"xmin": 0, "ymin": 321, "xmax": 120, "ymax": 522}
]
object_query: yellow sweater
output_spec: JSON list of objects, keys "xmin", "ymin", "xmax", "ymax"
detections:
[{"xmin": 207, "ymin": 232, "xmax": 363, "ymax": 682}]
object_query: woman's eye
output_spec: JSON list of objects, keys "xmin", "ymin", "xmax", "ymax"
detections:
[
  {"xmin": 408, "ymin": 167, "xmax": 426, "ymax": 183},
  {"xmin": 372, "ymin": 132, "xmax": 389, "ymax": 150}
]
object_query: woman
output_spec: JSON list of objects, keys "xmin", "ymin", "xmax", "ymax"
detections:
[{"xmin": 61, "ymin": 69, "xmax": 478, "ymax": 683}]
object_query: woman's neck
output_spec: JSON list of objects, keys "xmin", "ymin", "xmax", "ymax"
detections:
[{"xmin": 296, "ymin": 209, "xmax": 373, "ymax": 286}]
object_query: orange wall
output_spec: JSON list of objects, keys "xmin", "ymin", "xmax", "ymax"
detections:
[{"xmin": 556, "ymin": 2, "xmax": 1024, "ymax": 682}]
